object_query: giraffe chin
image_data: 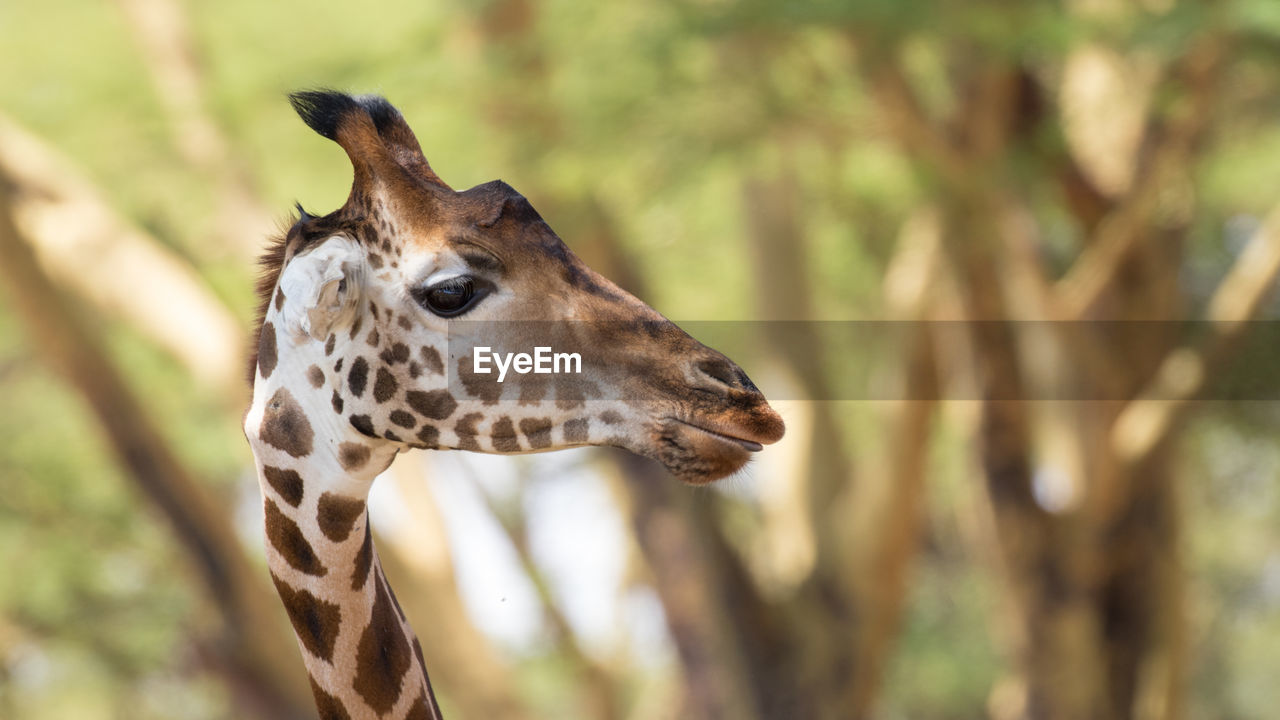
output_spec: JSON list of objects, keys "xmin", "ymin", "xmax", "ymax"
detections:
[{"xmin": 651, "ymin": 416, "xmax": 783, "ymax": 485}]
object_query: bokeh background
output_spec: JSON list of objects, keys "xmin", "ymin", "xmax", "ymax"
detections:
[{"xmin": 3, "ymin": 0, "xmax": 1280, "ymax": 718}]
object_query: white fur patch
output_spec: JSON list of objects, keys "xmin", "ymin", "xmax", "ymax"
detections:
[{"xmin": 277, "ymin": 235, "xmax": 365, "ymax": 343}]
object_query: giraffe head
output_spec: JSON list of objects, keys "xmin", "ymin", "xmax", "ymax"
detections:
[{"xmin": 250, "ymin": 91, "xmax": 782, "ymax": 484}]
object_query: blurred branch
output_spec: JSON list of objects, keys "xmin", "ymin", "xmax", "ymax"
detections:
[
  {"xmin": 741, "ymin": 170, "xmax": 854, "ymax": 547},
  {"xmin": 1111, "ymin": 201, "xmax": 1280, "ymax": 470},
  {"xmin": 741, "ymin": 169, "xmax": 869, "ymax": 719},
  {"xmin": 0, "ymin": 167, "xmax": 311, "ymax": 719},
  {"xmin": 0, "ymin": 115, "xmax": 245, "ymax": 394},
  {"xmin": 1056, "ymin": 36, "xmax": 1225, "ymax": 320},
  {"xmin": 473, "ymin": 473, "xmax": 624, "ymax": 720},
  {"xmin": 863, "ymin": 59, "xmax": 969, "ymax": 186},
  {"xmin": 846, "ymin": 209, "xmax": 941, "ymax": 717},
  {"xmin": 113, "ymin": 0, "xmax": 275, "ymax": 260},
  {"xmin": 860, "ymin": 41, "xmax": 1114, "ymax": 715}
]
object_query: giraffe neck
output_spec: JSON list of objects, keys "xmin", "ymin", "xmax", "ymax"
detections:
[
  {"xmin": 260, "ymin": 482, "xmax": 442, "ymax": 720},
  {"xmin": 246, "ymin": 318, "xmax": 444, "ymax": 720}
]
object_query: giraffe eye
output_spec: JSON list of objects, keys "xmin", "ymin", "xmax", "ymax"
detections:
[{"xmin": 414, "ymin": 276, "xmax": 485, "ymax": 317}]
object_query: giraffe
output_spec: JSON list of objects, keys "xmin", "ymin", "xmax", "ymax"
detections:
[{"xmin": 244, "ymin": 90, "xmax": 785, "ymax": 720}]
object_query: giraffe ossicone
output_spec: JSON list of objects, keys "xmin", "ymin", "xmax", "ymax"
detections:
[{"xmin": 245, "ymin": 90, "xmax": 784, "ymax": 720}]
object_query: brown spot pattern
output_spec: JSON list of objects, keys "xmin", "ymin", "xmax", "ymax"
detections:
[
  {"xmin": 520, "ymin": 417, "xmax": 553, "ymax": 449},
  {"xmin": 403, "ymin": 691, "xmax": 434, "ymax": 720},
  {"xmin": 331, "ymin": 390, "xmax": 344, "ymax": 414},
  {"xmin": 398, "ymin": 315, "xmax": 412, "ymax": 331},
  {"xmin": 491, "ymin": 416, "xmax": 520, "ymax": 452},
  {"xmin": 317, "ymin": 492, "xmax": 366, "ymax": 542},
  {"xmin": 350, "ymin": 414, "xmax": 376, "ymax": 438},
  {"xmin": 274, "ymin": 287, "xmax": 286, "ymax": 311},
  {"xmin": 420, "ymin": 346, "xmax": 444, "ymax": 375},
  {"xmin": 599, "ymin": 410, "xmax": 623, "ymax": 425},
  {"xmin": 261, "ymin": 388, "xmax": 314, "ymax": 457},
  {"xmin": 380, "ymin": 342, "xmax": 410, "ymax": 365},
  {"xmin": 517, "ymin": 374, "xmax": 550, "ymax": 405},
  {"xmin": 263, "ymin": 465, "xmax": 304, "ymax": 507},
  {"xmin": 374, "ymin": 367, "xmax": 398, "ymax": 403},
  {"xmin": 309, "ymin": 677, "xmax": 353, "ymax": 720},
  {"xmin": 415, "ymin": 424, "xmax": 439, "ymax": 448},
  {"xmin": 454, "ymin": 413, "xmax": 483, "ymax": 451},
  {"xmin": 353, "ymin": 579, "xmax": 413, "ymax": 714},
  {"xmin": 348, "ymin": 357, "xmax": 369, "ymax": 397},
  {"xmin": 564, "ymin": 418, "xmax": 589, "ymax": 444},
  {"xmin": 307, "ymin": 365, "xmax": 325, "ymax": 388},
  {"xmin": 258, "ymin": 322, "xmax": 278, "ymax": 379},
  {"xmin": 272, "ymin": 572, "xmax": 341, "ymax": 662},
  {"xmin": 384, "ymin": 571, "xmax": 408, "ymax": 623},
  {"xmin": 265, "ymin": 499, "xmax": 326, "ymax": 576},
  {"xmin": 390, "ymin": 410, "xmax": 416, "ymax": 429},
  {"xmin": 324, "ymin": 333, "xmax": 335, "ymax": 356},
  {"xmin": 352, "ymin": 522, "xmax": 373, "ymax": 591},
  {"xmin": 338, "ymin": 442, "xmax": 371, "ymax": 471},
  {"xmin": 408, "ymin": 361, "xmax": 423, "ymax": 379},
  {"xmin": 554, "ymin": 376, "xmax": 597, "ymax": 410},
  {"xmin": 458, "ymin": 354, "xmax": 502, "ymax": 404},
  {"xmin": 412, "ymin": 637, "xmax": 427, "ymax": 672},
  {"xmin": 405, "ymin": 390, "xmax": 457, "ymax": 420},
  {"xmin": 366, "ymin": 328, "xmax": 380, "ymax": 347}
]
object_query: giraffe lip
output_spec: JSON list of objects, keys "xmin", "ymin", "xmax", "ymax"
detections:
[{"xmin": 669, "ymin": 419, "xmax": 765, "ymax": 452}]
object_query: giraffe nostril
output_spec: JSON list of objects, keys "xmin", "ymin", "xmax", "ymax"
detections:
[{"xmin": 695, "ymin": 357, "xmax": 742, "ymax": 389}]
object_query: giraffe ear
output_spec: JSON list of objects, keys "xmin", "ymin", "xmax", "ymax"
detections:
[
  {"xmin": 289, "ymin": 90, "xmax": 451, "ymax": 191},
  {"xmin": 276, "ymin": 236, "xmax": 365, "ymax": 343}
]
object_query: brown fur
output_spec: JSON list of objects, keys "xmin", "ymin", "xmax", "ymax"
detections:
[
  {"xmin": 265, "ymin": 499, "xmax": 327, "ymax": 577},
  {"xmin": 263, "ymin": 466, "xmax": 305, "ymax": 507},
  {"xmin": 353, "ymin": 575, "xmax": 413, "ymax": 713},
  {"xmin": 309, "ymin": 677, "xmax": 354, "ymax": 720},
  {"xmin": 317, "ymin": 493, "xmax": 366, "ymax": 542},
  {"xmin": 272, "ymin": 572, "xmax": 342, "ymax": 662}
]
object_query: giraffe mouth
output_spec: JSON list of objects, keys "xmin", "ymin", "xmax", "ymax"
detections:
[{"xmin": 669, "ymin": 418, "xmax": 765, "ymax": 452}]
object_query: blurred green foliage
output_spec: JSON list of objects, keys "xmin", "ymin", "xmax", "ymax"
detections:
[{"xmin": 1, "ymin": 0, "xmax": 1278, "ymax": 718}]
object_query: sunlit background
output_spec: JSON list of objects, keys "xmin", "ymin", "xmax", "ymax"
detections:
[{"xmin": 3, "ymin": 1, "xmax": 1280, "ymax": 719}]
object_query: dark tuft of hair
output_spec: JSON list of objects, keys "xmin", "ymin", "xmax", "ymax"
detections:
[
  {"xmin": 288, "ymin": 89, "xmax": 363, "ymax": 140},
  {"xmin": 246, "ymin": 208, "xmax": 349, "ymax": 386},
  {"xmin": 354, "ymin": 94, "xmax": 405, "ymax": 138},
  {"xmin": 247, "ymin": 221, "xmax": 293, "ymax": 385}
]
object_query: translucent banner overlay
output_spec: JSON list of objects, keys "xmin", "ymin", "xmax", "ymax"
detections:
[{"xmin": 442, "ymin": 320, "xmax": 1280, "ymax": 402}]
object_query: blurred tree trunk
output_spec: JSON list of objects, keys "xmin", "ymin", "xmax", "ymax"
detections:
[
  {"xmin": 740, "ymin": 170, "xmax": 859, "ymax": 720},
  {"xmin": 845, "ymin": 209, "xmax": 944, "ymax": 717},
  {"xmin": 856, "ymin": 20, "xmax": 1279, "ymax": 719},
  {"xmin": 0, "ymin": 169, "xmax": 313, "ymax": 719},
  {"xmin": 0, "ymin": 116, "xmax": 245, "ymax": 394}
]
